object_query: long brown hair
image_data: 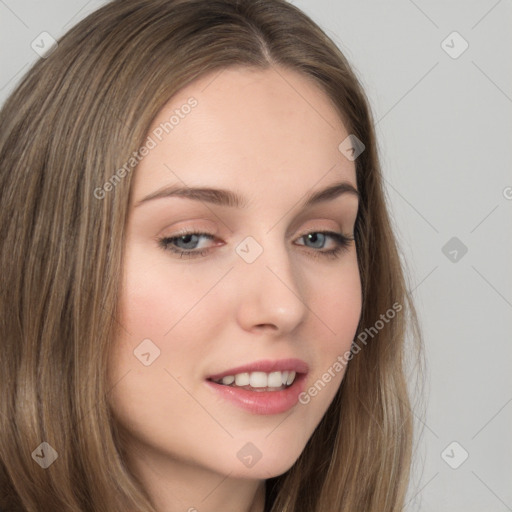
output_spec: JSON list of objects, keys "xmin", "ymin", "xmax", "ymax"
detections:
[{"xmin": 0, "ymin": 1, "xmax": 422, "ymax": 510}]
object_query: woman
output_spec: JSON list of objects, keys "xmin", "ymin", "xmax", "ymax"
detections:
[{"xmin": 0, "ymin": 1, "xmax": 422, "ymax": 510}]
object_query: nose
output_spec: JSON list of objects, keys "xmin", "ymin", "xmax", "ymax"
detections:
[{"xmin": 234, "ymin": 237, "xmax": 309, "ymax": 335}]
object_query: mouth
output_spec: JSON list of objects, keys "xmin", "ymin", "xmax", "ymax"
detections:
[
  {"xmin": 204, "ymin": 359, "xmax": 309, "ymax": 415},
  {"xmin": 207, "ymin": 369, "xmax": 298, "ymax": 392}
]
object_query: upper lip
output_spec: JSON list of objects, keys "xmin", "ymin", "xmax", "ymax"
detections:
[{"xmin": 206, "ymin": 358, "xmax": 309, "ymax": 381}]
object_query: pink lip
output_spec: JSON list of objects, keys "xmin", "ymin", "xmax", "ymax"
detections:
[
  {"xmin": 205, "ymin": 372, "xmax": 308, "ymax": 415},
  {"xmin": 206, "ymin": 358, "xmax": 309, "ymax": 381}
]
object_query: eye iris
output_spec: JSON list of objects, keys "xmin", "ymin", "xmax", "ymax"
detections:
[
  {"xmin": 177, "ymin": 234, "xmax": 199, "ymax": 249},
  {"xmin": 306, "ymin": 233, "xmax": 325, "ymax": 248}
]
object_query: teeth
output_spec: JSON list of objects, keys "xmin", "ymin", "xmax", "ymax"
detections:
[
  {"xmin": 235, "ymin": 372, "xmax": 250, "ymax": 386},
  {"xmin": 213, "ymin": 370, "xmax": 297, "ymax": 388},
  {"xmin": 250, "ymin": 372, "xmax": 268, "ymax": 388},
  {"xmin": 268, "ymin": 371, "xmax": 283, "ymax": 387}
]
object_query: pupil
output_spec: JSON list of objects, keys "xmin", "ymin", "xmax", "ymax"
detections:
[
  {"xmin": 178, "ymin": 234, "xmax": 197, "ymax": 249},
  {"xmin": 307, "ymin": 233, "xmax": 324, "ymax": 248}
]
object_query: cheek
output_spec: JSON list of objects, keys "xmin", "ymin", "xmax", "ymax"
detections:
[
  {"xmin": 117, "ymin": 243, "xmax": 210, "ymax": 338},
  {"xmin": 311, "ymin": 253, "xmax": 362, "ymax": 344},
  {"xmin": 107, "ymin": 246, "xmax": 216, "ymax": 451},
  {"xmin": 302, "ymin": 255, "xmax": 361, "ymax": 405},
  {"xmin": 111, "ymin": 242, "xmax": 235, "ymax": 401}
]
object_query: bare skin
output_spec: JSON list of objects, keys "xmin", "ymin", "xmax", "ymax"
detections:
[{"xmin": 107, "ymin": 65, "xmax": 362, "ymax": 512}]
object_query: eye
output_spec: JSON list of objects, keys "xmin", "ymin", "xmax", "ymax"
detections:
[
  {"xmin": 157, "ymin": 229, "xmax": 354, "ymax": 259},
  {"xmin": 157, "ymin": 230, "xmax": 216, "ymax": 258},
  {"xmin": 295, "ymin": 231, "xmax": 354, "ymax": 260}
]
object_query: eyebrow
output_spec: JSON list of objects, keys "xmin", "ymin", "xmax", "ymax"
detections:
[{"xmin": 134, "ymin": 180, "xmax": 359, "ymax": 209}]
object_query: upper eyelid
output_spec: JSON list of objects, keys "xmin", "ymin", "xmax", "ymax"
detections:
[{"xmin": 162, "ymin": 216, "xmax": 355, "ymax": 237}]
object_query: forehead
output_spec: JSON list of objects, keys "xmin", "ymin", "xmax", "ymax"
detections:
[{"xmin": 132, "ymin": 66, "xmax": 356, "ymax": 202}]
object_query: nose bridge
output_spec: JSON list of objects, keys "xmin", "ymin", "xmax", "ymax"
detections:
[{"xmin": 234, "ymin": 230, "xmax": 308, "ymax": 332}]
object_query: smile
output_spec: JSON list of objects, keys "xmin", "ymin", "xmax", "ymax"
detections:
[{"xmin": 209, "ymin": 370, "xmax": 297, "ymax": 391}]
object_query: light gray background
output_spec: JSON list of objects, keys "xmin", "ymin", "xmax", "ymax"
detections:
[{"xmin": 1, "ymin": 1, "xmax": 511, "ymax": 510}]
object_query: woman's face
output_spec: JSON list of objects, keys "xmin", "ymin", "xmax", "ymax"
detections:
[{"xmin": 108, "ymin": 66, "xmax": 362, "ymax": 484}]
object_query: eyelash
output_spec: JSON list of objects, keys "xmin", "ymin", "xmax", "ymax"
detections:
[{"xmin": 157, "ymin": 228, "xmax": 354, "ymax": 260}]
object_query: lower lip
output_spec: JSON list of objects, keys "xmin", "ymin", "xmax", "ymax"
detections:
[{"xmin": 205, "ymin": 373, "xmax": 307, "ymax": 415}]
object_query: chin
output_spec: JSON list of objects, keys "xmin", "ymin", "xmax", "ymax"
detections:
[{"xmin": 229, "ymin": 448, "xmax": 303, "ymax": 480}]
